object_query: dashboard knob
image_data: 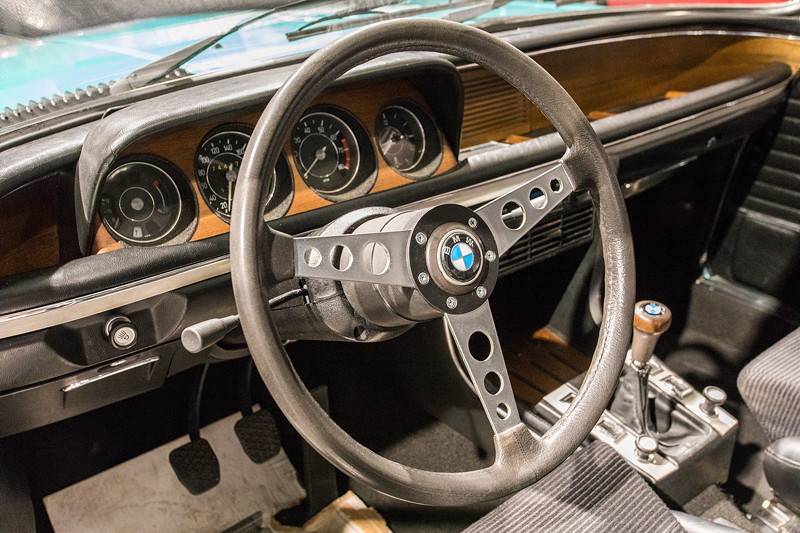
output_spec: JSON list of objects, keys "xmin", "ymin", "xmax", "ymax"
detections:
[{"xmin": 104, "ymin": 316, "xmax": 138, "ymax": 350}]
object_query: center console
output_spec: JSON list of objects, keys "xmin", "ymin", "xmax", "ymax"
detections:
[{"xmin": 536, "ymin": 300, "xmax": 738, "ymax": 505}]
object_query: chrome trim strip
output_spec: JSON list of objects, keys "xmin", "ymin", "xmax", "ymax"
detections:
[
  {"xmin": 62, "ymin": 355, "xmax": 160, "ymax": 393},
  {"xmin": 0, "ymin": 80, "xmax": 788, "ymax": 340},
  {"xmin": 0, "ymin": 256, "xmax": 230, "ymax": 339}
]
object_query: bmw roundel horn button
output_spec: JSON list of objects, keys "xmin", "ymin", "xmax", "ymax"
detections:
[{"xmin": 439, "ymin": 231, "xmax": 483, "ymax": 284}]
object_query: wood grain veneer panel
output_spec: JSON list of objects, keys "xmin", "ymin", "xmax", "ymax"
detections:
[
  {"xmin": 0, "ymin": 177, "xmax": 60, "ymax": 277},
  {"xmin": 460, "ymin": 34, "xmax": 800, "ymax": 148},
  {"xmin": 92, "ymin": 79, "xmax": 457, "ymax": 253}
]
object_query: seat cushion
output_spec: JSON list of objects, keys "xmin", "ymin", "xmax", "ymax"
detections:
[
  {"xmin": 738, "ymin": 327, "xmax": 800, "ymax": 441},
  {"xmin": 462, "ymin": 441, "xmax": 685, "ymax": 533}
]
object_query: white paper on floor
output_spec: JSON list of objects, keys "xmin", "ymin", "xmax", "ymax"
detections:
[{"xmin": 44, "ymin": 408, "xmax": 306, "ymax": 533}]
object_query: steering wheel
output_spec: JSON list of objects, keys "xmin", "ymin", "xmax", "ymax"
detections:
[{"xmin": 230, "ymin": 18, "xmax": 634, "ymax": 506}]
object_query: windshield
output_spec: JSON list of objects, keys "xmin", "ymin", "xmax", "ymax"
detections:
[{"xmin": 0, "ymin": 0, "xmax": 786, "ymax": 111}]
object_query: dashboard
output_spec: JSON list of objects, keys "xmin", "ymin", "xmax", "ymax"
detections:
[{"xmin": 2, "ymin": 19, "xmax": 800, "ymax": 437}]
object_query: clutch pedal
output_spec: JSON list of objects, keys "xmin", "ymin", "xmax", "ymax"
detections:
[{"xmin": 169, "ymin": 364, "xmax": 221, "ymax": 495}]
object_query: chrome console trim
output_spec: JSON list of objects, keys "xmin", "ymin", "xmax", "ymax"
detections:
[{"xmin": 0, "ymin": 80, "xmax": 789, "ymax": 340}]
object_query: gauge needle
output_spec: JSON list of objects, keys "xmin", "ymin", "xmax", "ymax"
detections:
[
  {"xmin": 304, "ymin": 146, "xmax": 327, "ymax": 179},
  {"xmin": 226, "ymin": 164, "xmax": 237, "ymax": 211}
]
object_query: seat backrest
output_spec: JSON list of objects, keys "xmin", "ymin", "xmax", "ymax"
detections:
[{"xmin": 738, "ymin": 327, "xmax": 800, "ymax": 441}]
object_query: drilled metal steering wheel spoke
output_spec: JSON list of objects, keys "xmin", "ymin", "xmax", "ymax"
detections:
[
  {"xmin": 475, "ymin": 162, "xmax": 576, "ymax": 257},
  {"xmin": 293, "ymin": 230, "xmax": 416, "ymax": 287},
  {"xmin": 445, "ymin": 302, "xmax": 521, "ymax": 435}
]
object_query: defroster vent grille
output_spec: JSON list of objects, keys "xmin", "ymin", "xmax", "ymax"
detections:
[{"xmin": 498, "ymin": 200, "xmax": 595, "ymax": 277}]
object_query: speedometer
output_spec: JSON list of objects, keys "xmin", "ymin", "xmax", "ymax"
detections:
[
  {"xmin": 195, "ymin": 126, "xmax": 251, "ymax": 222},
  {"xmin": 292, "ymin": 111, "xmax": 360, "ymax": 194}
]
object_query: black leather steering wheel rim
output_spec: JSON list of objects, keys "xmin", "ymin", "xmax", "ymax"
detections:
[{"xmin": 230, "ymin": 18, "xmax": 635, "ymax": 506}]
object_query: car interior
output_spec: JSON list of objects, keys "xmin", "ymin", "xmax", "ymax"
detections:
[{"xmin": 1, "ymin": 2, "xmax": 800, "ymax": 532}]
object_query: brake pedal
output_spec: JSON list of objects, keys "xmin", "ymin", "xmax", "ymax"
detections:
[
  {"xmin": 235, "ymin": 359, "xmax": 281, "ymax": 463},
  {"xmin": 170, "ymin": 364, "xmax": 220, "ymax": 495}
]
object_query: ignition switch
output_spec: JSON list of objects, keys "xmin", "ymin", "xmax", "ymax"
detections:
[{"xmin": 104, "ymin": 315, "xmax": 138, "ymax": 350}]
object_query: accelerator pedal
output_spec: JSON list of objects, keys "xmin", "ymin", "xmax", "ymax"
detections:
[{"xmin": 235, "ymin": 410, "xmax": 281, "ymax": 464}]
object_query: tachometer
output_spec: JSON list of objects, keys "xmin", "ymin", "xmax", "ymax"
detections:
[
  {"xmin": 99, "ymin": 158, "xmax": 194, "ymax": 246},
  {"xmin": 292, "ymin": 111, "xmax": 360, "ymax": 194}
]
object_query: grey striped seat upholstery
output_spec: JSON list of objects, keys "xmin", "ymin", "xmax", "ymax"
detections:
[
  {"xmin": 738, "ymin": 327, "xmax": 800, "ymax": 441},
  {"xmin": 463, "ymin": 441, "xmax": 685, "ymax": 533}
]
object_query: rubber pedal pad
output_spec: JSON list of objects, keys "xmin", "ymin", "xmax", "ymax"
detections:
[
  {"xmin": 234, "ymin": 409, "xmax": 281, "ymax": 464},
  {"xmin": 168, "ymin": 438, "xmax": 221, "ymax": 495}
]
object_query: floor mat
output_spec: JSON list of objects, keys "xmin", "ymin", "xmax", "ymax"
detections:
[
  {"xmin": 44, "ymin": 409, "xmax": 306, "ymax": 533},
  {"xmin": 351, "ymin": 421, "xmax": 498, "ymax": 533},
  {"xmin": 683, "ymin": 485, "xmax": 757, "ymax": 533}
]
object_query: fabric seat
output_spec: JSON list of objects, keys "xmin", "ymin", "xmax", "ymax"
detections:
[
  {"xmin": 738, "ymin": 327, "xmax": 800, "ymax": 441},
  {"xmin": 463, "ymin": 441, "xmax": 686, "ymax": 533}
]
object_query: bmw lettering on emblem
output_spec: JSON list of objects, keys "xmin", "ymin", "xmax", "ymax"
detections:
[{"xmin": 439, "ymin": 231, "xmax": 483, "ymax": 284}]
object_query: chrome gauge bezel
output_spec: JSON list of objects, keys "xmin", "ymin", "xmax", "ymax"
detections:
[
  {"xmin": 99, "ymin": 156, "xmax": 197, "ymax": 246},
  {"xmin": 291, "ymin": 106, "xmax": 377, "ymax": 202},
  {"xmin": 375, "ymin": 100, "xmax": 442, "ymax": 180}
]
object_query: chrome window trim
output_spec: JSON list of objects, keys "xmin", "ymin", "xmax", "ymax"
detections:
[{"xmin": 0, "ymin": 80, "xmax": 787, "ymax": 340}]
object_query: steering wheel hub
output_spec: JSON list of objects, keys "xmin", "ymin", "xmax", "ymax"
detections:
[{"xmin": 408, "ymin": 204, "xmax": 499, "ymax": 314}]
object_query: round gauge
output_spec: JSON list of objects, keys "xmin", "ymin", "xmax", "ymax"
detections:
[
  {"xmin": 195, "ymin": 128, "xmax": 252, "ymax": 222},
  {"xmin": 99, "ymin": 160, "xmax": 189, "ymax": 246},
  {"xmin": 375, "ymin": 102, "xmax": 442, "ymax": 180},
  {"xmin": 292, "ymin": 111, "xmax": 360, "ymax": 194},
  {"xmin": 376, "ymin": 105, "xmax": 426, "ymax": 172}
]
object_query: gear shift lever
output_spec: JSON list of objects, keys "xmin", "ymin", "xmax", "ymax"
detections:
[
  {"xmin": 630, "ymin": 301, "xmax": 672, "ymax": 436},
  {"xmin": 631, "ymin": 301, "xmax": 672, "ymax": 368}
]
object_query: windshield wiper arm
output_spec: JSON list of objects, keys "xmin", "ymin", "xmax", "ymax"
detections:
[
  {"xmin": 285, "ymin": 0, "xmax": 483, "ymax": 41},
  {"xmin": 111, "ymin": 0, "xmax": 324, "ymax": 95},
  {"xmin": 442, "ymin": 0, "xmax": 512, "ymax": 23},
  {"xmin": 291, "ymin": 0, "xmax": 408, "ymax": 34}
]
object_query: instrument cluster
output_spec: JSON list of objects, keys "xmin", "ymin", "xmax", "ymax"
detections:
[{"xmin": 98, "ymin": 98, "xmax": 445, "ymax": 247}]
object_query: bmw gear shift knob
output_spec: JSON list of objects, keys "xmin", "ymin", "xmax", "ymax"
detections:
[{"xmin": 631, "ymin": 300, "xmax": 672, "ymax": 367}]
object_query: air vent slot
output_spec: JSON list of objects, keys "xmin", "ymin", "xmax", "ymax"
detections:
[
  {"xmin": 498, "ymin": 201, "xmax": 594, "ymax": 277},
  {"xmin": 461, "ymin": 68, "xmax": 529, "ymax": 148}
]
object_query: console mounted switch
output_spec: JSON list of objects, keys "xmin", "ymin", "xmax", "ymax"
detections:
[
  {"xmin": 700, "ymin": 386, "xmax": 727, "ymax": 417},
  {"xmin": 104, "ymin": 316, "xmax": 138, "ymax": 350},
  {"xmin": 663, "ymin": 375, "xmax": 692, "ymax": 399},
  {"xmin": 635, "ymin": 435, "xmax": 659, "ymax": 463}
]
